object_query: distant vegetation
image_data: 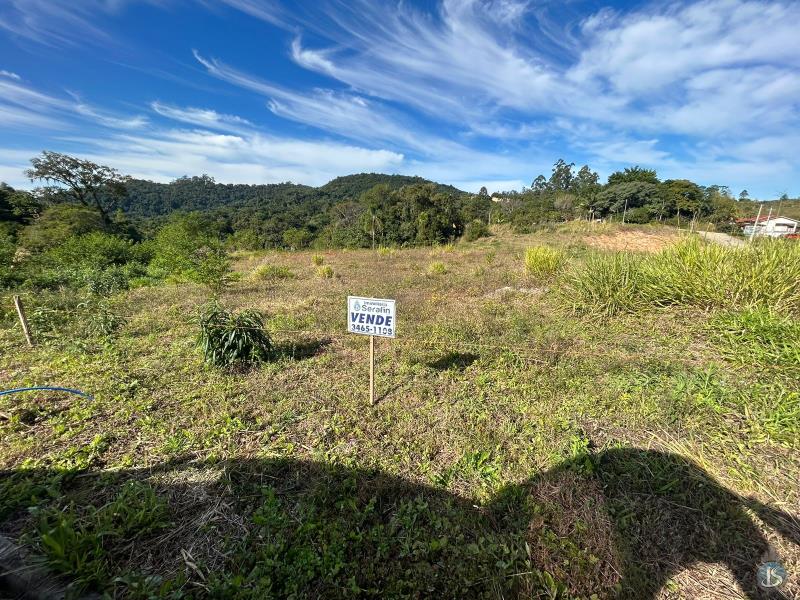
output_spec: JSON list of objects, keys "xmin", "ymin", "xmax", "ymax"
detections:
[{"xmin": 0, "ymin": 151, "xmax": 796, "ymax": 297}]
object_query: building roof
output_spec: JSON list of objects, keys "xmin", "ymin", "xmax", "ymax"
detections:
[{"xmin": 735, "ymin": 215, "xmax": 799, "ymax": 224}]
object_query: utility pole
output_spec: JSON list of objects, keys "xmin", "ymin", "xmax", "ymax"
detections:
[
  {"xmin": 764, "ymin": 206, "xmax": 773, "ymax": 237},
  {"xmin": 750, "ymin": 203, "xmax": 763, "ymax": 242}
]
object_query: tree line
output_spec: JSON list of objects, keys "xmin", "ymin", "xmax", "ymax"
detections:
[
  {"xmin": 0, "ymin": 151, "xmax": 790, "ymax": 294},
  {"xmin": 497, "ymin": 160, "xmax": 748, "ymax": 232}
]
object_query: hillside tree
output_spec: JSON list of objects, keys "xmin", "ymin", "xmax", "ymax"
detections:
[
  {"xmin": 608, "ymin": 166, "xmax": 659, "ymax": 186},
  {"xmin": 26, "ymin": 151, "xmax": 131, "ymax": 220}
]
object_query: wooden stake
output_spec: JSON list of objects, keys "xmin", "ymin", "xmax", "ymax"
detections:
[
  {"xmin": 13, "ymin": 295, "xmax": 34, "ymax": 347},
  {"xmin": 369, "ymin": 335, "xmax": 375, "ymax": 406}
]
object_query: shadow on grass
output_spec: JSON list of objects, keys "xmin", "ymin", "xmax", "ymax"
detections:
[
  {"xmin": 274, "ymin": 337, "xmax": 333, "ymax": 361},
  {"xmin": 427, "ymin": 351, "xmax": 479, "ymax": 371},
  {"xmin": 1, "ymin": 449, "xmax": 797, "ymax": 598}
]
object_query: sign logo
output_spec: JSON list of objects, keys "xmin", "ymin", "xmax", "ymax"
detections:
[
  {"xmin": 757, "ymin": 561, "xmax": 787, "ymax": 590},
  {"xmin": 347, "ymin": 296, "xmax": 396, "ymax": 338}
]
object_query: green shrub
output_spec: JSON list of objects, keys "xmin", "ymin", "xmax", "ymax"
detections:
[
  {"xmin": 83, "ymin": 263, "xmax": 147, "ymax": 296},
  {"xmin": 427, "ymin": 261, "xmax": 447, "ymax": 275},
  {"xmin": 283, "ymin": 227, "xmax": 313, "ymax": 250},
  {"xmin": 463, "ymin": 219, "xmax": 490, "ymax": 242},
  {"xmin": 311, "ymin": 254, "xmax": 324, "ymax": 266},
  {"xmin": 525, "ymin": 246, "xmax": 565, "ymax": 278},
  {"xmin": 47, "ymin": 232, "xmax": 133, "ymax": 271},
  {"xmin": 252, "ymin": 264, "xmax": 295, "ymax": 280},
  {"xmin": 79, "ymin": 299, "xmax": 127, "ymax": 337},
  {"xmin": 22, "ymin": 291, "xmax": 84, "ymax": 333},
  {"xmin": 198, "ymin": 303, "xmax": 273, "ymax": 368},
  {"xmin": 151, "ymin": 213, "xmax": 223, "ymax": 277},
  {"xmin": 188, "ymin": 246, "xmax": 232, "ymax": 294},
  {"xmin": 316, "ymin": 265, "xmax": 335, "ymax": 279},
  {"xmin": 0, "ymin": 231, "xmax": 15, "ymax": 287},
  {"xmin": 19, "ymin": 204, "xmax": 107, "ymax": 252}
]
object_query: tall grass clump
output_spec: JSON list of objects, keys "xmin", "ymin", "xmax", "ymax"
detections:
[
  {"xmin": 562, "ymin": 252, "xmax": 644, "ymax": 316},
  {"xmin": 564, "ymin": 237, "xmax": 800, "ymax": 316},
  {"xmin": 525, "ymin": 246, "xmax": 565, "ymax": 279},
  {"xmin": 428, "ymin": 261, "xmax": 448, "ymax": 275},
  {"xmin": 198, "ymin": 303, "xmax": 273, "ymax": 368},
  {"xmin": 251, "ymin": 264, "xmax": 294, "ymax": 281},
  {"xmin": 641, "ymin": 238, "xmax": 800, "ymax": 312},
  {"xmin": 316, "ymin": 265, "xmax": 334, "ymax": 279}
]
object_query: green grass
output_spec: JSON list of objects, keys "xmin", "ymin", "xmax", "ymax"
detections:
[
  {"xmin": 1, "ymin": 225, "xmax": 798, "ymax": 598},
  {"xmin": 34, "ymin": 480, "xmax": 170, "ymax": 590},
  {"xmin": 708, "ymin": 308, "xmax": 800, "ymax": 367}
]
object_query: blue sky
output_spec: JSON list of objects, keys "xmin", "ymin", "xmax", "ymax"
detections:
[{"xmin": 1, "ymin": 0, "xmax": 798, "ymax": 197}]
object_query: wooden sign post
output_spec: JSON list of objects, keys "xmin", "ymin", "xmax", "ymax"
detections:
[
  {"xmin": 369, "ymin": 335, "xmax": 375, "ymax": 405},
  {"xmin": 347, "ymin": 296, "xmax": 396, "ymax": 406},
  {"xmin": 13, "ymin": 295, "xmax": 35, "ymax": 347}
]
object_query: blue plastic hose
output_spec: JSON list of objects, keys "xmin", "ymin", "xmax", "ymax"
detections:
[{"xmin": 0, "ymin": 386, "xmax": 94, "ymax": 400}]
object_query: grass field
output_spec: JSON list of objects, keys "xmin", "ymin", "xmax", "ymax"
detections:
[{"xmin": 1, "ymin": 223, "xmax": 798, "ymax": 599}]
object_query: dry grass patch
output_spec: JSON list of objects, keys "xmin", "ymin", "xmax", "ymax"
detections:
[{"xmin": 584, "ymin": 227, "xmax": 680, "ymax": 253}]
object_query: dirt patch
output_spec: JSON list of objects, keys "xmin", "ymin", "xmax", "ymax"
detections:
[
  {"xmin": 585, "ymin": 230, "xmax": 679, "ymax": 253},
  {"xmin": 485, "ymin": 286, "xmax": 546, "ymax": 299}
]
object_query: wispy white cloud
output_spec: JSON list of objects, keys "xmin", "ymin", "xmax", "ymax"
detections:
[
  {"xmin": 0, "ymin": 0, "xmax": 168, "ymax": 46},
  {"xmin": 211, "ymin": 0, "xmax": 286, "ymax": 27},
  {"xmin": 192, "ymin": 48, "xmax": 549, "ymax": 188},
  {"xmin": 0, "ymin": 126, "xmax": 406, "ymax": 189},
  {"xmin": 0, "ymin": 79, "xmax": 148, "ymax": 132},
  {"xmin": 0, "ymin": 81, "xmax": 407, "ymax": 188},
  {"xmin": 194, "ymin": 50, "xmax": 468, "ymax": 155},
  {"xmin": 76, "ymin": 128, "xmax": 405, "ymax": 185},
  {"xmin": 218, "ymin": 0, "xmax": 797, "ymax": 187},
  {"xmin": 285, "ymin": 0, "xmax": 583, "ymax": 121},
  {"xmin": 151, "ymin": 101, "xmax": 253, "ymax": 133},
  {"xmin": 0, "ymin": 70, "xmax": 20, "ymax": 80}
]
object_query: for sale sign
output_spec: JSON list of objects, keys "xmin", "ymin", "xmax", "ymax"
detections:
[{"xmin": 347, "ymin": 296, "xmax": 396, "ymax": 338}]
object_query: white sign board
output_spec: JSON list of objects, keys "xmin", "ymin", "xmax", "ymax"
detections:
[{"xmin": 348, "ymin": 296, "xmax": 396, "ymax": 338}]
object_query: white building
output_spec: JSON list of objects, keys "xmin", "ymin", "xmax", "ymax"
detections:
[{"xmin": 737, "ymin": 216, "xmax": 799, "ymax": 237}]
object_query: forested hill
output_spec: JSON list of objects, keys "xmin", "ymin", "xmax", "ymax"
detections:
[
  {"xmin": 119, "ymin": 173, "xmax": 466, "ymax": 218},
  {"xmin": 321, "ymin": 174, "xmax": 463, "ymax": 200}
]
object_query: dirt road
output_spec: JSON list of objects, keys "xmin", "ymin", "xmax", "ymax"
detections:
[{"xmin": 701, "ymin": 231, "xmax": 747, "ymax": 247}]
